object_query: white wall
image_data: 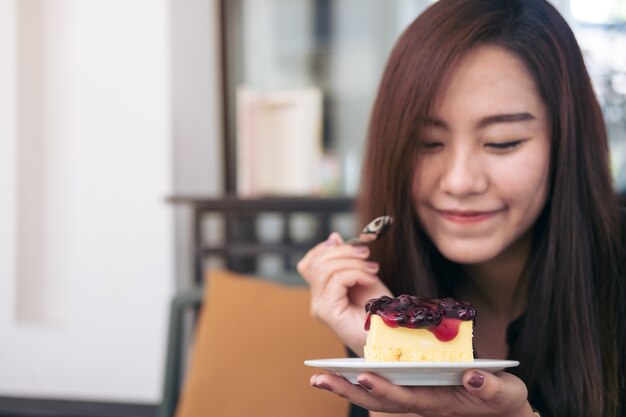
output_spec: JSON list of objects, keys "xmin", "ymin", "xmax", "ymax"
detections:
[
  {"xmin": 0, "ymin": 0, "xmax": 176, "ymax": 403},
  {"xmin": 171, "ymin": 0, "xmax": 224, "ymax": 290},
  {"xmin": 171, "ymin": 0, "xmax": 222, "ymax": 195}
]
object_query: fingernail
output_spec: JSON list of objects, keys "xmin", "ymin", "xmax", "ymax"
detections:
[
  {"xmin": 468, "ymin": 372, "xmax": 484, "ymax": 388},
  {"xmin": 365, "ymin": 262, "xmax": 379, "ymax": 272},
  {"xmin": 357, "ymin": 378, "xmax": 373, "ymax": 390},
  {"xmin": 353, "ymin": 245, "xmax": 369, "ymax": 255},
  {"xmin": 315, "ymin": 381, "xmax": 333, "ymax": 391}
]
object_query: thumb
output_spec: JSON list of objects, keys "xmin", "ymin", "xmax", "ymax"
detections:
[
  {"xmin": 326, "ymin": 231, "xmax": 344, "ymax": 246},
  {"xmin": 462, "ymin": 370, "xmax": 528, "ymax": 407}
]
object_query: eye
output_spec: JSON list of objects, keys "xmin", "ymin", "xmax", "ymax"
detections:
[
  {"xmin": 422, "ymin": 141, "xmax": 443, "ymax": 151},
  {"xmin": 485, "ymin": 140, "xmax": 526, "ymax": 151}
]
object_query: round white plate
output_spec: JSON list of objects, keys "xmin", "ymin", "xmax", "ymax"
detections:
[{"xmin": 304, "ymin": 358, "xmax": 519, "ymax": 386}]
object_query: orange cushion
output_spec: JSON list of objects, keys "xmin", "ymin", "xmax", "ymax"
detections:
[{"xmin": 175, "ymin": 269, "xmax": 349, "ymax": 417}]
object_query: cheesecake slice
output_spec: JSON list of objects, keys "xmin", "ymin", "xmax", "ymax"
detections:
[{"xmin": 363, "ymin": 294, "xmax": 475, "ymax": 362}]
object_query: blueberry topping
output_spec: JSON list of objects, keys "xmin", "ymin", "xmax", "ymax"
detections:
[{"xmin": 365, "ymin": 294, "xmax": 476, "ymax": 329}]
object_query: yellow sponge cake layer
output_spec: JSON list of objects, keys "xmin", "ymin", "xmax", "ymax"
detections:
[{"xmin": 364, "ymin": 315, "xmax": 473, "ymax": 362}]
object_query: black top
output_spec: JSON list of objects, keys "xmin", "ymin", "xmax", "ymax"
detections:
[{"xmin": 348, "ymin": 206, "xmax": 626, "ymax": 416}]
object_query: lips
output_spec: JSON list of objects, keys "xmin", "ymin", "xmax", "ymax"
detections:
[{"xmin": 437, "ymin": 208, "xmax": 504, "ymax": 224}]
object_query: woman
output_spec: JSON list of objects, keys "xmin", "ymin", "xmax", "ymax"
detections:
[{"xmin": 297, "ymin": 1, "xmax": 625, "ymax": 416}]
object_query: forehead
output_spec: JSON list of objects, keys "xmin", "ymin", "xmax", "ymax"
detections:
[{"xmin": 431, "ymin": 45, "xmax": 546, "ymax": 122}]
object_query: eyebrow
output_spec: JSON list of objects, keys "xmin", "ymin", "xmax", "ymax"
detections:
[
  {"xmin": 425, "ymin": 112, "xmax": 537, "ymax": 129},
  {"xmin": 477, "ymin": 112, "xmax": 536, "ymax": 128}
]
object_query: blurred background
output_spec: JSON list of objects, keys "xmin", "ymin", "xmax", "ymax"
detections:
[{"xmin": 0, "ymin": 0, "xmax": 624, "ymax": 416}]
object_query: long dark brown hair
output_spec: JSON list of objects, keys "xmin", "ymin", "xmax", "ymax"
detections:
[{"xmin": 358, "ymin": 1, "xmax": 625, "ymax": 416}]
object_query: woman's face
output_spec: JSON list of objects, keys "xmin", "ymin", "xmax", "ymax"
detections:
[{"xmin": 412, "ymin": 45, "xmax": 551, "ymax": 265}]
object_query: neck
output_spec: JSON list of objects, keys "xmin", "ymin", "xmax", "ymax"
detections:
[{"xmin": 459, "ymin": 231, "xmax": 532, "ymax": 319}]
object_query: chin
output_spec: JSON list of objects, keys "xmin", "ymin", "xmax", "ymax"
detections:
[{"xmin": 435, "ymin": 242, "xmax": 502, "ymax": 265}]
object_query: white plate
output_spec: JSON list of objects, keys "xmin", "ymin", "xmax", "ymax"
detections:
[{"xmin": 304, "ymin": 358, "xmax": 519, "ymax": 386}]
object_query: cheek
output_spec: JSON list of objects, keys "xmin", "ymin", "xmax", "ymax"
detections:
[
  {"xmin": 411, "ymin": 160, "xmax": 438, "ymax": 201},
  {"xmin": 502, "ymin": 148, "xmax": 550, "ymax": 214},
  {"xmin": 411, "ymin": 164, "xmax": 441, "ymax": 230}
]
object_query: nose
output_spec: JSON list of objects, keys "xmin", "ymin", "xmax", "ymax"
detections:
[{"xmin": 439, "ymin": 146, "xmax": 488, "ymax": 197}]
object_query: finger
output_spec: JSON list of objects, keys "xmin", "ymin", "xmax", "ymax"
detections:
[
  {"xmin": 298, "ymin": 235, "xmax": 370, "ymax": 279},
  {"xmin": 354, "ymin": 372, "xmax": 443, "ymax": 413},
  {"xmin": 348, "ymin": 280, "xmax": 393, "ymax": 307},
  {"xmin": 297, "ymin": 233, "xmax": 338, "ymax": 274},
  {"xmin": 309, "ymin": 242, "xmax": 372, "ymax": 268},
  {"xmin": 313, "ymin": 257, "xmax": 379, "ymax": 288},
  {"xmin": 321, "ymin": 268, "xmax": 380, "ymax": 299},
  {"xmin": 301, "ymin": 232, "xmax": 347, "ymax": 263},
  {"xmin": 311, "ymin": 373, "xmax": 405, "ymax": 413},
  {"xmin": 327, "ymin": 231, "xmax": 344, "ymax": 245},
  {"xmin": 303, "ymin": 255, "xmax": 379, "ymax": 302},
  {"xmin": 317, "ymin": 257, "xmax": 379, "ymax": 278},
  {"xmin": 462, "ymin": 370, "xmax": 528, "ymax": 409},
  {"xmin": 310, "ymin": 269, "xmax": 379, "ymax": 313}
]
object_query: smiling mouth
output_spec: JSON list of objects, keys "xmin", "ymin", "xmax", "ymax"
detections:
[{"xmin": 437, "ymin": 209, "xmax": 504, "ymax": 224}]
